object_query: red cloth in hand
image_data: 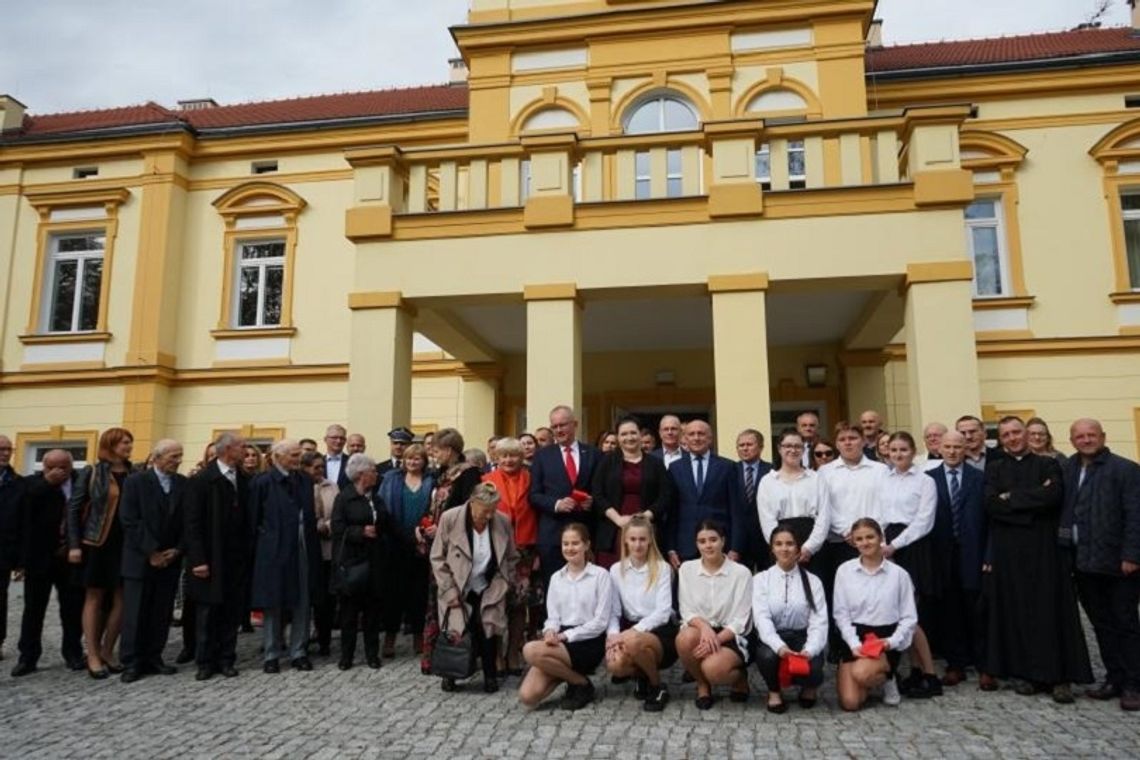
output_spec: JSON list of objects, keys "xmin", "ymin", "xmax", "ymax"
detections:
[
  {"xmin": 861, "ymin": 632, "xmax": 885, "ymax": 659},
  {"xmin": 778, "ymin": 653, "xmax": 812, "ymax": 689}
]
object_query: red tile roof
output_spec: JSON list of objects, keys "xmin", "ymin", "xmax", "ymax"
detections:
[
  {"xmin": 867, "ymin": 26, "xmax": 1140, "ymax": 73},
  {"xmin": 8, "ymin": 84, "xmax": 468, "ymax": 139},
  {"xmin": 8, "ymin": 28, "xmax": 1140, "ymax": 140}
]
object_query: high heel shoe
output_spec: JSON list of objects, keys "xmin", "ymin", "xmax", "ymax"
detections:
[{"xmin": 87, "ymin": 665, "xmax": 109, "ymax": 680}]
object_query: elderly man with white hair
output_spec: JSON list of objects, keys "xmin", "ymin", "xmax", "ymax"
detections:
[
  {"xmin": 250, "ymin": 439, "xmax": 322, "ymax": 673},
  {"xmin": 118, "ymin": 439, "xmax": 187, "ymax": 683}
]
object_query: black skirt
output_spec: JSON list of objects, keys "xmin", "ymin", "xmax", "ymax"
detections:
[
  {"xmin": 839, "ymin": 622, "xmax": 902, "ymax": 676},
  {"xmin": 82, "ymin": 518, "xmax": 123, "ymax": 590},
  {"xmin": 620, "ymin": 618, "xmax": 680, "ymax": 669},
  {"xmin": 561, "ymin": 626, "xmax": 606, "ymax": 675},
  {"xmin": 885, "ymin": 523, "xmax": 940, "ymax": 598}
]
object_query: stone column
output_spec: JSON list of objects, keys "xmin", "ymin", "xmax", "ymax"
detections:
[
  {"xmin": 524, "ymin": 283, "xmax": 582, "ymax": 431},
  {"xmin": 347, "ymin": 291, "xmax": 414, "ymax": 442},
  {"xmin": 710, "ymin": 273, "xmax": 771, "ymax": 456}
]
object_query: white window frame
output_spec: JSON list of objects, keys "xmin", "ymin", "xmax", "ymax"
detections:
[
  {"xmin": 520, "ymin": 159, "xmax": 532, "ymax": 204},
  {"xmin": 665, "ymin": 149, "xmax": 683, "ymax": 198},
  {"xmin": 964, "ymin": 197, "xmax": 1011, "ymax": 298},
  {"xmin": 755, "ymin": 144, "xmax": 772, "ymax": 190},
  {"xmin": 634, "ymin": 151, "xmax": 651, "ymax": 200},
  {"xmin": 623, "ymin": 93, "xmax": 699, "ymax": 135},
  {"xmin": 41, "ymin": 231, "xmax": 105, "ymax": 334},
  {"xmin": 23, "ymin": 440, "xmax": 89, "ymax": 475},
  {"xmin": 788, "ymin": 140, "xmax": 806, "ymax": 190},
  {"xmin": 1121, "ymin": 192, "xmax": 1140, "ymax": 290},
  {"xmin": 232, "ymin": 238, "xmax": 287, "ymax": 328}
]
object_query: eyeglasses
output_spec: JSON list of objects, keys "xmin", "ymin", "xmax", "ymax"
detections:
[{"xmin": 813, "ymin": 449, "xmax": 836, "ymax": 459}]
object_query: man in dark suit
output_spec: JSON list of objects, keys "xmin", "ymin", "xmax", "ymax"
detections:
[
  {"xmin": 733, "ymin": 428, "xmax": 772, "ymax": 571},
  {"xmin": 927, "ymin": 430, "xmax": 988, "ymax": 687},
  {"xmin": 665, "ymin": 420, "xmax": 746, "ymax": 566},
  {"xmin": 184, "ymin": 432, "xmax": 250, "ymax": 680},
  {"xmin": 0, "ymin": 435, "xmax": 23, "ymax": 660},
  {"xmin": 119, "ymin": 439, "xmax": 187, "ymax": 682},
  {"xmin": 322, "ymin": 424, "xmax": 351, "ymax": 491},
  {"xmin": 376, "ymin": 427, "xmax": 413, "ymax": 480},
  {"xmin": 649, "ymin": 415, "xmax": 685, "ymax": 469},
  {"xmin": 11, "ymin": 450, "xmax": 84, "ymax": 676},
  {"xmin": 528, "ymin": 405, "xmax": 600, "ymax": 585}
]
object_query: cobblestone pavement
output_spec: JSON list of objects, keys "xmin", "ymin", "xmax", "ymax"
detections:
[{"xmin": 2, "ymin": 584, "xmax": 1138, "ymax": 760}]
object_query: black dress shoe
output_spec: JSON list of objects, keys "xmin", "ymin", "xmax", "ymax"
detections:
[
  {"xmin": 10, "ymin": 661, "xmax": 37, "ymax": 678},
  {"xmin": 483, "ymin": 677, "xmax": 500, "ymax": 694},
  {"xmin": 120, "ymin": 669, "xmax": 143, "ymax": 684},
  {"xmin": 766, "ymin": 700, "xmax": 788, "ymax": 714},
  {"xmin": 263, "ymin": 660, "xmax": 280, "ymax": 674},
  {"xmin": 195, "ymin": 667, "xmax": 214, "ymax": 681},
  {"xmin": 441, "ymin": 677, "xmax": 457, "ymax": 692},
  {"xmin": 175, "ymin": 649, "xmax": 195, "ymax": 665},
  {"xmin": 367, "ymin": 657, "xmax": 381, "ymax": 670},
  {"xmin": 338, "ymin": 660, "xmax": 352, "ymax": 671},
  {"xmin": 66, "ymin": 658, "xmax": 86, "ymax": 672},
  {"xmin": 291, "ymin": 657, "xmax": 313, "ymax": 671},
  {"xmin": 221, "ymin": 666, "xmax": 239, "ymax": 678},
  {"xmin": 560, "ymin": 679, "xmax": 595, "ymax": 710},
  {"xmin": 104, "ymin": 663, "xmax": 124, "ymax": 675},
  {"xmin": 633, "ymin": 677, "xmax": 649, "ymax": 700},
  {"xmin": 151, "ymin": 663, "xmax": 177, "ymax": 676}
]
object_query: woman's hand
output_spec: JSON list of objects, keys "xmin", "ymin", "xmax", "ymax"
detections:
[
  {"xmin": 777, "ymin": 646, "xmax": 792, "ymax": 658},
  {"xmin": 694, "ymin": 624, "xmax": 720, "ymax": 658},
  {"xmin": 882, "ymin": 544, "xmax": 896, "ymax": 559},
  {"xmin": 605, "ymin": 634, "xmax": 622, "ymax": 653},
  {"xmin": 363, "ymin": 525, "xmax": 377, "ymax": 539},
  {"xmin": 423, "ymin": 524, "xmax": 437, "ymax": 540},
  {"xmin": 543, "ymin": 630, "xmax": 562, "ymax": 646},
  {"xmin": 799, "ymin": 548, "xmax": 813, "ymax": 564},
  {"xmin": 67, "ymin": 549, "xmax": 82, "ymax": 564}
]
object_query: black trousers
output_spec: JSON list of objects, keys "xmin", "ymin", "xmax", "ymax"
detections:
[
  {"xmin": 314, "ymin": 560, "xmax": 336, "ymax": 651},
  {"xmin": 195, "ymin": 581, "xmax": 244, "ymax": 669},
  {"xmin": 178, "ymin": 568, "xmax": 196, "ymax": 655},
  {"xmin": 465, "ymin": 590, "xmax": 499, "ymax": 681},
  {"xmin": 121, "ymin": 565, "xmax": 180, "ymax": 670},
  {"xmin": 1078, "ymin": 571, "xmax": 1140, "ymax": 691},
  {"xmin": 754, "ymin": 629, "xmax": 825, "ymax": 693},
  {"xmin": 0, "ymin": 558, "xmax": 10, "ymax": 645},
  {"xmin": 18, "ymin": 558, "xmax": 84, "ymax": 666},
  {"xmin": 934, "ymin": 550, "xmax": 985, "ymax": 671},
  {"xmin": 339, "ymin": 593, "xmax": 381, "ymax": 663},
  {"xmin": 383, "ymin": 552, "xmax": 429, "ymax": 636}
]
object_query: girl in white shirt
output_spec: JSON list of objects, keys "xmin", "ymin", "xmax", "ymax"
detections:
[
  {"xmin": 752, "ymin": 523, "xmax": 829, "ymax": 713},
  {"xmin": 833, "ymin": 518, "xmax": 918, "ymax": 712},
  {"xmin": 676, "ymin": 520, "xmax": 754, "ymax": 710},
  {"xmin": 519, "ymin": 523, "xmax": 613, "ymax": 711},
  {"xmin": 756, "ymin": 431, "xmax": 832, "ymax": 569},
  {"xmin": 605, "ymin": 517, "xmax": 677, "ymax": 712},
  {"xmin": 877, "ymin": 431, "xmax": 941, "ymax": 699}
]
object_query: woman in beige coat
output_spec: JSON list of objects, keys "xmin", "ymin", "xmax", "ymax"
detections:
[{"xmin": 430, "ymin": 482, "xmax": 519, "ymax": 693}]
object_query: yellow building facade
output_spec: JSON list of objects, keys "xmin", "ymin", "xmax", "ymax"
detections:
[{"xmin": 3, "ymin": 0, "xmax": 1140, "ymax": 470}]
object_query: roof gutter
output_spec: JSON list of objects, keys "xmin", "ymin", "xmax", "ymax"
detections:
[{"xmin": 866, "ymin": 49, "xmax": 1140, "ymax": 81}]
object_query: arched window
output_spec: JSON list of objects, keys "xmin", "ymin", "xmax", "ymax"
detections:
[
  {"xmin": 521, "ymin": 107, "xmax": 580, "ymax": 132},
  {"xmin": 623, "ymin": 92, "xmax": 699, "ymax": 134}
]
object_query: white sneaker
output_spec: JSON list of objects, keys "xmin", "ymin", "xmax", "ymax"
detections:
[{"xmin": 882, "ymin": 677, "xmax": 902, "ymax": 706}]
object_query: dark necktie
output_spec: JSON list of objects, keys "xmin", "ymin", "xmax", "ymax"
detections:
[
  {"xmin": 948, "ymin": 468, "xmax": 962, "ymax": 539},
  {"xmin": 695, "ymin": 456, "xmax": 705, "ymax": 493},
  {"xmin": 744, "ymin": 464, "xmax": 756, "ymax": 505}
]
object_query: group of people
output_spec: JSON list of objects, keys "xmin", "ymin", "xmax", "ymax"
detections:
[{"xmin": 0, "ymin": 404, "xmax": 1136, "ymax": 715}]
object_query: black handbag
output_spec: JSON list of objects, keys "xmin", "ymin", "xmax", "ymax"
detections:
[
  {"xmin": 337, "ymin": 556, "xmax": 371, "ymax": 596},
  {"xmin": 430, "ymin": 602, "xmax": 476, "ymax": 680}
]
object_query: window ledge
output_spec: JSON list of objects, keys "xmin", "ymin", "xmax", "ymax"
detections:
[
  {"xmin": 972, "ymin": 296, "xmax": 1035, "ymax": 311},
  {"xmin": 18, "ymin": 331, "xmax": 112, "ymax": 345},
  {"xmin": 1109, "ymin": 291, "xmax": 1140, "ymax": 305},
  {"xmin": 210, "ymin": 327, "xmax": 296, "ymax": 340}
]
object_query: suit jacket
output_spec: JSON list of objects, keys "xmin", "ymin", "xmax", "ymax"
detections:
[
  {"xmin": 734, "ymin": 458, "xmax": 772, "ymax": 568},
  {"xmin": 928, "ymin": 462, "xmax": 987, "ymax": 591},
  {"xmin": 0, "ymin": 466, "xmax": 25, "ymax": 566},
  {"xmin": 666, "ymin": 452, "xmax": 745, "ymax": 560},
  {"xmin": 119, "ymin": 468, "xmax": 187, "ymax": 580},
  {"xmin": 590, "ymin": 451, "xmax": 672, "ymax": 553},
  {"xmin": 184, "ymin": 462, "xmax": 251, "ymax": 605},
  {"xmin": 325, "ymin": 454, "xmax": 352, "ymax": 491},
  {"xmin": 250, "ymin": 468, "xmax": 323, "ymax": 608},
  {"xmin": 528, "ymin": 441, "xmax": 600, "ymax": 547},
  {"xmin": 19, "ymin": 474, "xmax": 69, "ymax": 578},
  {"xmin": 375, "ymin": 459, "xmax": 398, "ymax": 482}
]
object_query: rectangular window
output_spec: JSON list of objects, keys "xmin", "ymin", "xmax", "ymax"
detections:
[
  {"xmin": 965, "ymin": 198, "xmax": 1009, "ymax": 297},
  {"xmin": 234, "ymin": 239, "xmax": 286, "ymax": 328},
  {"xmin": 24, "ymin": 441, "xmax": 89, "ymax": 474},
  {"xmin": 519, "ymin": 159, "xmax": 532, "ymax": 204},
  {"xmin": 666, "ymin": 149, "xmax": 683, "ymax": 198},
  {"xmin": 635, "ymin": 151, "xmax": 651, "ymax": 200},
  {"xmin": 1121, "ymin": 193, "xmax": 1140, "ymax": 289},
  {"xmin": 43, "ymin": 232, "xmax": 104, "ymax": 333},
  {"xmin": 756, "ymin": 142, "xmax": 806, "ymax": 190}
]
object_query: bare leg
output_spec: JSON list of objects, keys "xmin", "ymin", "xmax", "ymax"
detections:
[
  {"xmin": 518, "ymin": 666, "xmax": 560, "ymax": 707},
  {"xmin": 102, "ymin": 589, "xmax": 124, "ymax": 666},
  {"xmin": 839, "ymin": 657, "xmax": 890, "ymax": 711},
  {"xmin": 626, "ymin": 632, "xmax": 665, "ymax": 686},
  {"xmin": 676, "ymin": 627, "xmax": 711, "ymax": 697},
  {"xmin": 700, "ymin": 649, "xmax": 746, "ymax": 690},
  {"xmin": 909, "ymin": 625, "xmax": 936, "ymax": 675},
  {"xmin": 605, "ymin": 650, "xmax": 636, "ymax": 679}
]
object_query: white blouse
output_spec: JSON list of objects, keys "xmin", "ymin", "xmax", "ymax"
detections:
[
  {"xmin": 877, "ymin": 465, "xmax": 937, "ymax": 549},
  {"xmin": 678, "ymin": 558, "xmax": 753, "ymax": 636},
  {"xmin": 607, "ymin": 559, "xmax": 674, "ymax": 635},
  {"xmin": 832, "ymin": 557, "xmax": 917, "ymax": 653},
  {"xmin": 819, "ymin": 457, "xmax": 887, "ymax": 538},
  {"xmin": 543, "ymin": 562, "xmax": 613, "ymax": 643},
  {"xmin": 752, "ymin": 565, "xmax": 829, "ymax": 658},
  {"xmin": 755, "ymin": 468, "xmax": 832, "ymax": 555},
  {"xmin": 464, "ymin": 527, "xmax": 492, "ymax": 595}
]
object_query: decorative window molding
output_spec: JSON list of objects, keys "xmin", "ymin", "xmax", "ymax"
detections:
[
  {"xmin": 612, "ymin": 82, "xmax": 709, "ymax": 134},
  {"xmin": 22, "ymin": 187, "xmax": 128, "ymax": 340},
  {"xmin": 622, "ymin": 91, "xmax": 700, "ymax": 135},
  {"xmin": 13, "ymin": 425, "xmax": 99, "ymax": 474},
  {"xmin": 736, "ymin": 72, "xmax": 823, "ymax": 120},
  {"xmin": 1089, "ymin": 119, "xmax": 1140, "ymax": 293},
  {"xmin": 212, "ymin": 182, "xmax": 306, "ymax": 332}
]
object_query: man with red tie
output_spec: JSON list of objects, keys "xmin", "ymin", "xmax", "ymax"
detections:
[{"xmin": 528, "ymin": 405, "xmax": 600, "ymax": 587}]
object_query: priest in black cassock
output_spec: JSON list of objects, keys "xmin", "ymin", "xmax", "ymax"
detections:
[{"xmin": 983, "ymin": 416, "xmax": 1091, "ymax": 703}]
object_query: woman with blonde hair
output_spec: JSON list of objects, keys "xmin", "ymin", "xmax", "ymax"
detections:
[
  {"xmin": 605, "ymin": 516, "xmax": 677, "ymax": 711},
  {"xmin": 68, "ymin": 427, "xmax": 134, "ymax": 678}
]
